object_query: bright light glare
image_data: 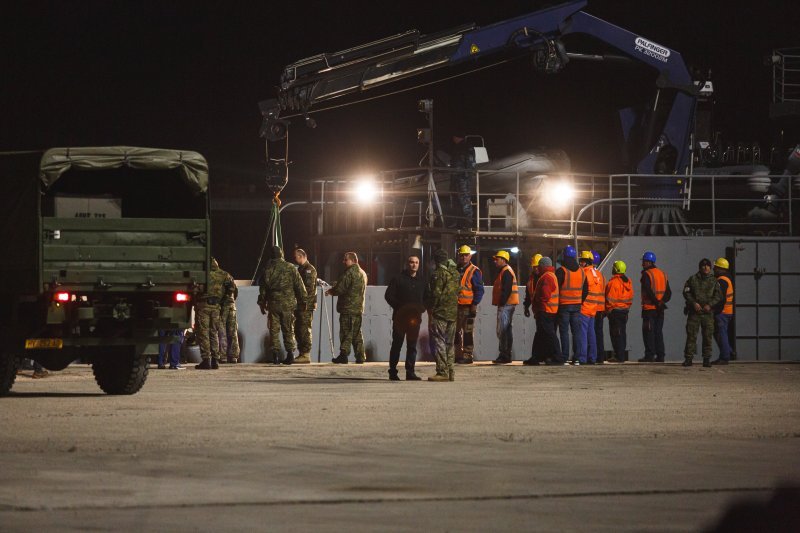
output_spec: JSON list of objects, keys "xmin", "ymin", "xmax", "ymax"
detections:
[
  {"xmin": 510, "ymin": 247, "xmax": 520, "ymax": 254},
  {"xmin": 352, "ymin": 176, "xmax": 379, "ymax": 204},
  {"xmin": 549, "ymin": 180, "xmax": 575, "ymax": 210}
]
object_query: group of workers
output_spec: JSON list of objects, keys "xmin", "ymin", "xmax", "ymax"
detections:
[{"xmin": 189, "ymin": 243, "xmax": 736, "ymax": 378}]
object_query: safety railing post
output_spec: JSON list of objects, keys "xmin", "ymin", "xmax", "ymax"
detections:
[
  {"xmin": 627, "ymin": 175, "xmax": 632, "ymax": 235},
  {"xmin": 711, "ymin": 175, "xmax": 716, "ymax": 235}
]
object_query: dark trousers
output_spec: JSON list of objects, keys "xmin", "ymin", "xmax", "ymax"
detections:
[
  {"xmin": 608, "ymin": 309, "xmax": 629, "ymax": 361},
  {"xmin": 595, "ymin": 312, "xmax": 606, "ymax": 362},
  {"xmin": 389, "ymin": 319, "xmax": 421, "ymax": 373},
  {"xmin": 532, "ymin": 314, "xmax": 562, "ymax": 363},
  {"xmin": 642, "ymin": 310, "xmax": 665, "ymax": 360}
]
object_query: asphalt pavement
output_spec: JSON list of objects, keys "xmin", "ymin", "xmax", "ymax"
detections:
[{"xmin": 2, "ymin": 361, "xmax": 799, "ymax": 532}]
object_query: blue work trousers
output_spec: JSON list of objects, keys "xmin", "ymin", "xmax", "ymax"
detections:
[
  {"xmin": 558, "ymin": 305, "xmax": 584, "ymax": 362},
  {"xmin": 496, "ymin": 305, "xmax": 515, "ymax": 358},
  {"xmin": 714, "ymin": 313, "xmax": 733, "ymax": 361},
  {"xmin": 158, "ymin": 329, "xmax": 184, "ymax": 368},
  {"xmin": 577, "ymin": 313, "xmax": 597, "ymax": 363}
]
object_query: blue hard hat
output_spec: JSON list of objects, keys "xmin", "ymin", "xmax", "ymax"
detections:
[
  {"xmin": 642, "ymin": 251, "xmax": 656, "ymax": 263},
  {"xmin": 591, "ymin": 250, "xmax": 601, "ymax": 265},
  {"xmin": 564, "ymin": 245, "xmax": 577, "ymax": 258}
]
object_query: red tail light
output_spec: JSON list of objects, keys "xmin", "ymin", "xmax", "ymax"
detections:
[
  {"xmin": 174, "ymin": 292, "xmax": 190, "ymax": 303},
  {"xmin": 54, "ymin": 292, "xmax": 70, "ymax": 302}
]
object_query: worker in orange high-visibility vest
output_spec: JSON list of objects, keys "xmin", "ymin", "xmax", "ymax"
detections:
[
  {"xmin": 712, "ymin": 257, "xmax": 734, "ymax": 365},
  {"xmin": 491, "ymin": 250, "xmax": 519, "ymax": 364},
  {"xmin": 556, "ymin": 245, "xmax": 588, "ymax": 365},
  {"xmin": 576, "ymin": 251, "xmax": 604, "ymax": 364},
  {"xmin": 524, "ymin": 256, "xmax": 562, "ymax": 365},
  {"xmin": 455, "ymin": 245, "xmax": 484, "ymax": 364},
  {"xmin": 523, "ymin": 253, "xmax": 543, "ymax": 318},
  {"xmin": 639, "ymin": 251, "xmax": 672, "ymax": 362},
  {"xmin": 605, "ymin": 260, "xmax": 634, "ymax": 362}
]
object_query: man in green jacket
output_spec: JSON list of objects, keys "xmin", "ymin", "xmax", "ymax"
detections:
[
  {"xmin": 195, "ymin": 257, "xmax": 229, "ymax": 370},
  {"xmin": 326, "ymin": 252, "xmax": 368, "ymax": 364},
  {"xmin": 293, "ymin": 248, "xmax": 318, "ymax": 364},
  {"xmin": 424, "ymin": 249, "xmax": 459, "ymax": 382},
  {"xmin": 682, "ymin": 258, "xmax": 723, "ymax": 368},
  {"xmin": 258, "ymin": 246, "xmax": 307, "ymax": 365}
]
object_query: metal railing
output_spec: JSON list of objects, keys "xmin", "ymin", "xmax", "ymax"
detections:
[
  {"xmin": 285, "ymin": 169, "xmax": 797, "ymax": 241},
  {"xmin": 773, "ymin": 47, "xmax": 800, "ymax": 104}
]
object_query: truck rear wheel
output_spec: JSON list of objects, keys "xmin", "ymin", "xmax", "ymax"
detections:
[
  {"xmin": 0, "ymin": 352, "xmax": 18, "ymax": 397},
  {"xmin": 92, "ymin": 348, "xmax": 148, "ymax": 395}
]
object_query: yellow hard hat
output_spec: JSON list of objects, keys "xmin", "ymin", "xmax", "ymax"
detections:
[
  {"xmin": 494, "ymin": 250, "xmax": 510, "ymax": 261},
  {"xmin": 458, "ymin": 245, "xmax": 473, "ymax": 255},
  {"xmin": 531, "ymin": 253, "xmax": 543, "ymax": 266},
  {"xmin": 579, "ymin": 250, "xmax": 594, "ymax": 261},
  {"xmin": 613, "ymin": 260, "xmax": 627, "ymax": 274},
  {"xmin": 714, "ymin": 257, "xmax": 729, "ymax": 269}
]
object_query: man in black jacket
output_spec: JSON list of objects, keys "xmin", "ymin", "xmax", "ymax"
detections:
[{"xmin": 384, "ymin": 255, "xmax": 426, "ymax": 381}]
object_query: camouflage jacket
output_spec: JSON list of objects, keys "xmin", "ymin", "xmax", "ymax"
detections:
[
  {"xmin": 201, "ymin": 263, "xmax": 229, "ymax": 304},
  {"xmin": 220, "ymin": 269, "xmax": 237, "ymax": 307},
  {"xmin": 330, "ymin": 263, "xmax": 367, "ymax": 314},
  {"xmin": 259, "ymin": 258, "xmax": 307, "ymax": 311},
  {"xmin": 424, "ymin": 259, "xmax": 459, "ymax": 321},
  {"xmin": 682, "ymin": 271, "xmax": 722, "ymax": 313},
  {"xmin": 297, "ymin": 261, "xmax": 318, "ymax": 311}
]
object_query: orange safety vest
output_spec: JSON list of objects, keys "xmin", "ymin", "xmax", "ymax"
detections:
[
  {"xmin": 580, "ymin": 266, "xmax": 605, "ymax": 317},
  {"xmin": 641, "ymin": 267, "xmax": 667, "ymax": 310},
  {"xmin": 717, "ymin": 275, "xmax": 734, "ymax": 315},
  {"xmin": 605, "ymin": 274, "xmax": 633, "ymax": 311},
  {"xmin": 537, "ymin": 270, "xmax": 559, "ymax": 314},
  {"xmin": 458, "ymin": 263, "xmax": 480, "ymax": 305},
  {"xmin": 492, "ymin": 265, "xmax": 519, "ymax": 306},
  {"xmin": 558, "ymin": 266, "xmax": 586, "ymax": 306}
]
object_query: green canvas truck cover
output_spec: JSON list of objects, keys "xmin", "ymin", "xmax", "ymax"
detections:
[{"xmin": 0, "ymin": 147, "xmax": 209, "ymax": 294}]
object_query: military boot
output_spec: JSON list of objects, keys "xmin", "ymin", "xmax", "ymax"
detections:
[
  {"xmin": 282, "ymin": 353, "xmax": 294, "ymax": 365},
  {"xmin": 294, "ymin": 353, "xmax": 311, "ymax": 364},
  {"xmin": 227, "ymin": 357, "xmax": 239, "ymax": 364},
  {"xmin": 332, "ymin": 353, "xmax": 348, "ymax": 364},
  {"xmin": 456, "ymin": 355, "xmax": 474, "ymax": 365},
  {"xmin": 448, "ymin": 370, "xmax": 455, "ymax": 382},
  {"xmin": 271, "ymin": 352, "xmax": 281, "ymax": 365},
  {"xmin": 702, "ymin": 357, "xmax": 712, "ymax": 368},
  {"xmin": 428, "ymin": 373, "xmax": 450, "ymax": 382},
  {"xmin": 195, "ymin": 358, "xmax": 212, "ymax": 370},
  {"xmin": 355, "ymin": 356, "xmax": 365, "ymax": 364},
  {"xmin": 211, "ymin": 358, "xmax": 219, "ymax": 369},
  {"xmin": 682, "ymin": 357, "xmax": 693, "ymax": 367}
]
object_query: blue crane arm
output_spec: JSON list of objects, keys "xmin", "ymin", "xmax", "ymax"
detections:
[{"xmin": 262, "ymin": 0, "xmax": 698, "ymax": 174}]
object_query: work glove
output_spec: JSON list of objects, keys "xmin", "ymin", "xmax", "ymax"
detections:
[
  {"xmin": 524, "ymin": 307, "xmax": 531, "ymax": 318},
  {"xmin": 259, "ymin": 303, "xmax": 267, "ymax": 315}
]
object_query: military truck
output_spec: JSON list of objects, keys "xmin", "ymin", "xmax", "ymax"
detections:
[{"xmin": 0, "ymin": 147, "xmax": 210, "ymax": 395}]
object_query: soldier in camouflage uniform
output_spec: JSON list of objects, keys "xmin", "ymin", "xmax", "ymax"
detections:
[
  {"xmin": 325, "ymin": 252, "xmax": 368, "ymax": 364},
  {"xmin": 682, "ymin": 258, "xmax": 722, "ymax": 368},
  {"xmin": 194, "ymin": 257, "xmax": 228, "ymax": 370},
  {"xmin": 424, "ymin": 249, "xmax": 459, "ymax": 381},
  {"xmin": 293, "ymin": 248, "xmax": 317, "ymax": 364},
  {"xmin": 219, "ymin": 267, "xmax": 240, "ymax": 364},
  {"xmin": 258, "ymin": 246, "xmax": 307, "ymax": 365}
]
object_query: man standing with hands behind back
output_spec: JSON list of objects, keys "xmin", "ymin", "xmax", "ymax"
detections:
[{"xmin": 384, "ymin": 254, "xmax": 426, "ymax": 381}]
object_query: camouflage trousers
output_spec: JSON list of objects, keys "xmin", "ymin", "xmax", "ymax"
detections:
[
  {"xmin": 430, "ymin": 317, "xmax": 456, "ymax": 376},
  {"xmin": 268, "ymin": 308, "xmax": 296, "ymax": 355},
  {"xmin": 294, "ymin": 309, "xmax": 314, "ymax": 354},
  {"xmin": 195, "ymin": 302, "xmax": 221, "ymax": 361},
  {"xmin": 684, "ymin": 312, "xmax": 715, "ymax": 359},
  {"xmin": 338, "ymin": 313, "xmax": 364, "ymax": 359},
  {"xmin": 455, "ymin": 305, "xmax": 475, "ymax": 358},
  {"xmin": 220, "ymin": 303, "xmax": 240, "ymax": 358}
]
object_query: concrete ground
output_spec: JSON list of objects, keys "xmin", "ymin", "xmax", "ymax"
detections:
[{"xmin": 1, "ymin": 361, "xmax": 799, "ymax": 532}]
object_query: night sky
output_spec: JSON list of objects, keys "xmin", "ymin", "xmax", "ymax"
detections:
[{"xmin": 2, "ymin": 1, "xmax": 796, "ymax": 276}]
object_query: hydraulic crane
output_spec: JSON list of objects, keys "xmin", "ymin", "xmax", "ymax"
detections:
[{"xmin": 259, "ymin": 0, "xmax": 701, "ymax": 191}]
